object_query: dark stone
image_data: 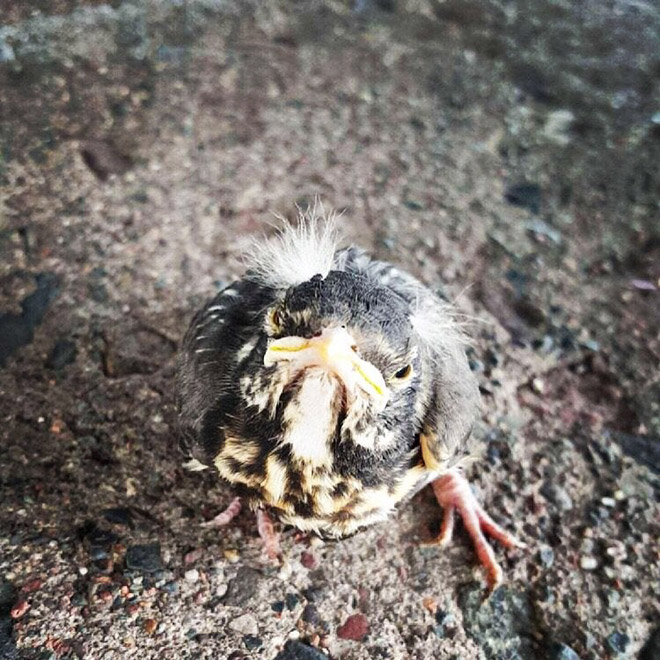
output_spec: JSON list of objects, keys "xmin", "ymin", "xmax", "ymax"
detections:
[
  {"xmin": 0, "ymin": 615, "xmax": 18, "ymax": 660},
  {"xmin": 243, "ymin": 635, "xmax": 262, "ymax": 650},
  {"xmin": 435, "ymin": 610, "xmax": 453, "ymax": 625},
  {"xmin": 513, "ymin": 297, "xmax": 546, "ymax": 328},
  {"xmin": 125, "ymin": 544, "xmax": 163, "ymax": 573},
  {"xmin": 547, "ymin": 642, "xmax": 580, "ymax": 660},
  {"xmin": 0, "ymin": 578, "xmax": 19, "ymax": 659},
  {"xmin": 458, "ymin": 584, "xmax": 539, "ymax": 659},
  {"xmin": 88, "ymin": 282, "xmax": 109, "ymax": 303},
  {"xmin": 302, "ymin": 584, "xmax": 325, "ymax": 602},
  {"xmin": 90, "ymin": 547, "xmax": 109, "ymax": 561},
  {"xmin": 606, "ymin": 632, "xmax": 630, "ymax": 654},
  {"xmin": 0, "ymin": 579, "xmax": 16, "ymax": 616},
  {"xmin": 301, "ymin": 604, "xmax": 320, "ymax": 625},
  {"xmin": 80, "ymin": 140, "xmax": 133, "ymax": 181},
  {"xmin": 0, "ymin": 273, "xmax": 60, "ymax": 368},
  {"xmin": 161, "ymin": 581, "xmax": 179, "ymax": 595},
  {"xmin": 285, "ymin": 593, "xmax": 300, "ymax": 610},
  {"xmin": 639, "ymin": 627, "xmax": 660, "ymax": 660},
  {"xmin": 71, "ymin": 594, "xmax": 87, "ymax": 607},
  {"xmin": 79, "ymin": 522, "xmax": 119, "ymax": 549},
  {"xmin": 271, "ymin": 601, "xmax": 285, "ymax": 614},
  {"xmin": 223, "ymin": 567, "xmax": 263, "ymax": 607},
  {"xmin": 609, "ymin": 431, "xmax": 660, "ymax": 474},
  {"xmin": 273, "ymin": 640, "xmax": 327, "ymax": 660},
  {"xmin": 45, "ymin": 339, "xmax": 77, "ymax": 369},
  {"xmin": 434, "ymin": 609, "xmax": 455, "ymax": 637},
  {"xmin": 505, "ymin": 183, "xmax": 542, "ymax": 214},
  {"xmin": 102, "ymin": 507, "xmax": 135, "ymax": 527}
]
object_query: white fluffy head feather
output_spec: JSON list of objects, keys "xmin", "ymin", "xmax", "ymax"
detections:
[
  {"xmin": 244, "ymin": 203, "xmax": 341, "ymax": 290},
  {"xmin": 409, "ymin": 294, "xmax": 470, "ymax": 364}
]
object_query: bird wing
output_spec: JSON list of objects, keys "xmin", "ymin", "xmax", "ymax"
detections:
[
  {"xmin": 334, "ymin": 247, "xmax": 481, "ymax": 471},
  {"xmin": 177, "ymin": 279, "xmax": 275, "ymax": 466}
]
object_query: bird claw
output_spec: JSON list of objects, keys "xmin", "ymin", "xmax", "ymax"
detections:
[
  {"xmin": 201, "ymin": 499, "xmax": 281, "ymax": 561},
  {"xmin": 201, "ymin": 496, "xmax": 242, "ymax": 528},
  {"xmin": 256, "ymin": 508, "xmax": 281, "ymax": 562},
  {"xmin": 430, "ymin": 469, "xmax": 525, "ymax": 591}
]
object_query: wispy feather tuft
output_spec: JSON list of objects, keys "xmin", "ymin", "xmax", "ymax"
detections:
[
  {"xmin": 409, "ymin": 294, "xmax": 471, "ymax": 364},
  {"xmin": 244, "ymin": 202, "xmax": 341, "ymax": 290}
]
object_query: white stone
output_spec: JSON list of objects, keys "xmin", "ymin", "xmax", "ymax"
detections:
[{"xmin": 229, "ymin": 614, "xmax": 258, "ymax": 636}]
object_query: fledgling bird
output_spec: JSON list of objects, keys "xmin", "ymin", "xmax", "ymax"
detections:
[{"xmin": 177, "ymin": 209, "xmax": 524, "ymax": 588}]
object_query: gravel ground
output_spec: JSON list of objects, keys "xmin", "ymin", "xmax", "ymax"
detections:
[{"xmin": 1, "ymin": 1, "xmax": 659, "ymax": 659}]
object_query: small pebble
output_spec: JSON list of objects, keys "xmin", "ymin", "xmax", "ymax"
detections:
[
  {"xmin": 243, "ymin": 635, "xmax": 262, "ymax": 650},
  {"xmin": 541, "ymin": 482, "xmax": 574, "ymax": 512},
  {"xmin": 301, "ymin": 604, "xmax": 320, "ymax": 625},
  {"xmin": 300, "ymin": 551, "xmax": 317, "ymax": 569},
  {"xmin": 422, "ymin": 597, "xmax": 438, "ymax": 615},
  {"xmin": 10, "ymin": 600, "xmax": 30, "ymax": 618},
  {"xmin": 337, "ymin": 613, "xmax": 369, "ymax": 641},
  {"xmin": 224, "ymin": 549, "xmax": 240, "ymax": 563},
  {"xmin": 278, "ymin": 561, "xmax": 293, "ymax": 581},
  {"xmin": 547, "ymin": 642, "xmax": 580, "ymax": 660},
  {"xmin": 271, "ymin": 601, "xmax": 285, "ymax": 614},
  {"xmin": 532, "ymin": 378, "xmax": 545, "ymax": 394},
  {"xmin": 184, "ymin": 569, "xmax": 199, "ymax": 583},
  {"xmin": 184, "ymin": 548, "xmax": 203, "ymax": 565},
  {"xmin": 285, "ymin": 593, "xmax": 299, "ymax": 610},
  {"xmin": 229, "ymin": 613, "xmax": 258, "ymax": 636},
  {"xmin": 273, "ymin": 641, "xmax": 326, "ymax": 659},
  {"xmin": 607, "ymin": 631, "xmax": 630, "ymax": 654},
  {"xmin": 161, "ymin": 581, "xmax": 179, "ymax": 594},
  {"xmin": 601, "ymin": 497, "xmax": 616, "ymax": 508},
  {"xmin": 21, "ymin": 578, "xmax": 43, "ymax": 593},
  {"xmin": 580, "ymin": 556, "xmax": 598, "ymax": 570},
  {"xmin": 126, "ymin": 544, "xmax": 163, "ymax": 573},
  {"xmin": 539, "ymin": 547, "xmax": 555, "ymax": 568},
  {"xmin": 143, "ymin": 618, "xmax": 158, "ymax": 635}
]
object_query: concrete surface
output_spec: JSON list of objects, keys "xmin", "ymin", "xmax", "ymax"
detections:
[{"xmin": 1, "ymin": 1, "xmax": 659, "ymax": 659}]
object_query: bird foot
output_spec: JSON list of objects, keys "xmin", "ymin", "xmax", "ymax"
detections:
[
  {"xmin": 430, "ymin": 469, "xmax": 526, "ymax": 590},
  {"xmin": 201, "ymin": 496, "xmax": 242, "ymax": 528},
  {"xmin": 201, "ymin": 498, "xmax": 281, "ymax": 560},
  {"xmin": 256, "ymin": 508, "xmax": 281, "ymax": 561}
]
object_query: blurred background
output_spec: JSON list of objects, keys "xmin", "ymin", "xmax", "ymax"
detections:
[{"xmin": 0, "ymin": 1, "xmax": 658, "ymax": 659}]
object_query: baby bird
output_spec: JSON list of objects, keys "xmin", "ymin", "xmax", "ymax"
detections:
[{"xmin": 177, "ymin": 211, "xmax": 524, "ymax": 588}]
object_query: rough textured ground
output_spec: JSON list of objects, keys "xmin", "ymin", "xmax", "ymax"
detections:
[{"xmin": 1, "ymin": 1, "xmax": 659, "ymax": 659}]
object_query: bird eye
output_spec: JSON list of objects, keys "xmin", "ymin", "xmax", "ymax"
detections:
[
  {"xmin": 268, "ymin": 308, "xmax": 283, "ymax": 331},
  {"xmin": 393, "ymin": 364, "xmax": 413, "ymax": 380}
]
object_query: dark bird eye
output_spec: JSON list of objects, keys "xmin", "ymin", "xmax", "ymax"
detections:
[
  {"xmin": 393, "ymin": 364, "xmax": 413, "ymax": 380},
  {"xmin": 269, "ymin": 308, "xmax": 283, "ymax": 330}
]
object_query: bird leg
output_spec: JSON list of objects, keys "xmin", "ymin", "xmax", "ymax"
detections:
[
  {"xmin": 201, "ymin": 496, "xmax": 242, "ymax": 528},
  {"xmin": 431, "ymin": 468, "xmax": 525, "ymax": 590},
  {"xmin": 256, "ymin": 508, "xmax": 281, "ymax": 560}
]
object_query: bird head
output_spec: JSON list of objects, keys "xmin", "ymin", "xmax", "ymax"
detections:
[
  {"xmin": 232, "ymin": 212, "xmax": 473, "ymax": 463},
  {"xmin": 262, "ymin": 271, "xmax": 419, "ymax": 421}
]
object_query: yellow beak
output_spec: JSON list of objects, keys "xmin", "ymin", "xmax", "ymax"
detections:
[{"xmin": 264, "ymin": 326, "xmax": 389, "ymax": 407}]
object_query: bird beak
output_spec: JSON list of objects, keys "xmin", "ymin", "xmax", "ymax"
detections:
[{"xmin": 264, "ymin": 327, "xmax": 389, "ymax": 409}]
